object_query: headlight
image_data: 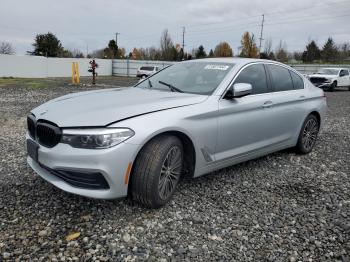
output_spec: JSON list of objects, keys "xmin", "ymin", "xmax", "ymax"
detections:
[{"xmin": 61, "ymin": 128, "xmax": 134, "ymax": 149}]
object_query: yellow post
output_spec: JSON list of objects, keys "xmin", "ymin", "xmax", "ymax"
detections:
[
  {"xmin": 71, "ymin": 62, "xmax": 80, "ymax": 84},
  {"xmin": 75, "ymin": 62, "xmax": 80, "ymax": 84}
]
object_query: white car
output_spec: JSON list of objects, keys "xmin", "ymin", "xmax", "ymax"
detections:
[
  {"xmin": 136, "ymin": 66, "xmax": 159, "ymax": 78},
  {"xmin": 308, "ymin": 68, "xmax": 350, "ymax": 91}
]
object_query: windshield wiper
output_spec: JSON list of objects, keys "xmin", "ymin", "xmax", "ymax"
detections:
[
  {"xmin": 158, "ymin": 80, "xmax": 183, "ymax": 93},
  {"xmin": 148, "ymin": 79, "xmax": 153, "ymax": 88}
]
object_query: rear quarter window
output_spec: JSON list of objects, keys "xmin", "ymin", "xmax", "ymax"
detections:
[{"xmin": 290, "ymin": 70, "xmax": 304, "ymax": 89}]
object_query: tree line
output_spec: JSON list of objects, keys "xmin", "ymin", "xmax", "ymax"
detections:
[{"xmin": 1, "ymin": 30, "xmax": 349, "ymax": 64}]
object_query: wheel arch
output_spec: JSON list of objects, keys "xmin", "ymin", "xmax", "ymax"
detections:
[
  {"xmin": 309, "ymin": 110, "xmax": 321, "ymax": 127},
  {"xmin": 127, "ymin": 130, "xmax": 196, "ymax": 194}
]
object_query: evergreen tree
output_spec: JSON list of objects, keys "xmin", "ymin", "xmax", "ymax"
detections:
[
  {"xmin": 321, "ymin": 37, "xmax": 338, "ymax": 62},
  {"xmin": 209, "ymin": 49, "xmax": 214, "ymax": 57},
  {"xmin": 302, "ymin": 40, "xmax": 321, "ymax": 63},
  {"xmin": 195, "ymin": 45, "xmax": 207, "ymax": 58},
  {"xmin": 28, "ymin": 32, "xmax": 63, "ymax": 57}
]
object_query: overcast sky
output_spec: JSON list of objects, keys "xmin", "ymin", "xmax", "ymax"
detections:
[{"xmin": 0, "ymin": 0, "xmax": 349, "ymax": 56}]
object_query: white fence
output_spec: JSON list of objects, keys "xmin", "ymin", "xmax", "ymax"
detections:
[
  {"xmin": 0, "ymin": 54, "xmax": 112, "ymax": 78},
  {"xmin": 1, "ymin": 55, "xmax": 349, "ymax": 78}
]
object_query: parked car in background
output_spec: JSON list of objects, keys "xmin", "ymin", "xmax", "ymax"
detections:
[
  {"xmin": 136, "ymin": 66, "xmax": 159, "ymax": 78},
  {"xmin": 26, "ymin": 58, "xmax": 327, "ymax": 208},
  {"xmin": 308, "ymin": 68, "xmax": 350, "ymax": 91}
]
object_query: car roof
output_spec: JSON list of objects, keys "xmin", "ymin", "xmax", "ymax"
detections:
[{"xmin": 184, "ymin": 57, "xmax": 286, "ymax": 67}]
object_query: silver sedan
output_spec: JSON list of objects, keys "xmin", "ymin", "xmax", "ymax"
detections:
[{"xmin": 26, "ymin": 58, "xmax": 327, "ymax": 208}]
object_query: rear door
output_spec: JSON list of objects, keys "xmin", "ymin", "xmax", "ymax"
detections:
[{"xmin": 265, "ymin": 64, "xmax": 306, "ymax": 143}]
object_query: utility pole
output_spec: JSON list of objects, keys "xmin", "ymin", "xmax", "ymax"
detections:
[
  {"xmin": 115, "ymin": 32, "xmax": 120, "ymax": 59},
  {"xmin": 258, "ymin": 14, "xmax": 265, "ymax": 55},
  {"xmin": 115, "ymin": 32, "xmax": 120, "ymax": 46},
  {"xmin": 182, "ymin": 26, "xmax": 185, "ymax": 60}
]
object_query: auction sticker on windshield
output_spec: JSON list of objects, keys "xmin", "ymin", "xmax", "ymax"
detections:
[{"xmin": 204, "ymin": 65, "xmax": 230, "ymax": 70}]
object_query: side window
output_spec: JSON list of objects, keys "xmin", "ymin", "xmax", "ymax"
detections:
[
  {"xmin": 290, "ymin": 70, "xmax": 304, "ymax": 89},
  {"xmin": 234, "ymin": 64, "xmax": 268, "ymax": 95},
  {"xmin": 340, "ymin": 70, "xmax": 349, "ymax": 76},
  {"xmin": 268, "ymin": 64, "xmax": 294, "ymax": 92}
]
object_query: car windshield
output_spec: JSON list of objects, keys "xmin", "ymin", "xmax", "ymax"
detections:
[
  {"xmin": 317, "ymin": 69, "xmax": 339, "ymax": 75},
  {"xmin": 135, "ymin": 61, "xmax": 234, "ymax": 95}
]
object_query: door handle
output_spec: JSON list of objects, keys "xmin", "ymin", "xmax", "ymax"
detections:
[
  {"xmin": 262, "ymin": 101, "xmax": 273, "ymax": 108},
  {"xmin": 299, "ymin": 95, "xmax": 306, "ymax": 101}
]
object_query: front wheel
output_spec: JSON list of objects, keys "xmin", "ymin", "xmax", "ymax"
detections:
[
  {"xmin": 328, "ymin": 81, "xmax": 336, "ymax": 92},
  {"xmin": 295, "ymin": 114, "xmax": 319, "ymax": 154},
  {"xmin": 130, "ymin": 136, "xmax": 183, "ymax": 208}
]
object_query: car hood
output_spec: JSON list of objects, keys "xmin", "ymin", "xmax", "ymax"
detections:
[
  {"xmin": 31, "ymin": 87, "xmax": 208, "ymax": 127},
  {"xmin": 309, "ymin": 74, "xmax": 336, "ymax": 79}
]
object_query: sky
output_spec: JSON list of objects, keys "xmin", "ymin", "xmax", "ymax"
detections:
[{"xmin": 0, "ymin": 0, "xmax": 349, "ymax": 56}]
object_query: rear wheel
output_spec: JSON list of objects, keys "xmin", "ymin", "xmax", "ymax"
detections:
[
  {"xmin": 130, "ymin": 135, "xmax": 183, "ymax": 208},
  {"xmin": 296, "ymin": 114, "xmax": 319, "ymax": 154}
]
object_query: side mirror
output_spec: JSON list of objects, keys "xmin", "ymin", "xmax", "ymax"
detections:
[{"xmin": 224, "ymin": 83, "xmax": 252, "ymax": 99}]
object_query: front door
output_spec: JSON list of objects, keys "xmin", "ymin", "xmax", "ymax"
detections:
[{"xmin": 216, "ymin": 63, "xmax": 274, "ymax": 162}]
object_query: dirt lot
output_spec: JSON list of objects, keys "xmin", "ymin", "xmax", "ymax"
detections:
[{"xmin": 0, "ymin": 77, "xmax": 349, "ymax": 261}]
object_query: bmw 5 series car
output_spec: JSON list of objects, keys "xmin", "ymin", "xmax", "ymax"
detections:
[{"xmin": 26, "ymin": 58, "xmax": 327, "ymax": 208}]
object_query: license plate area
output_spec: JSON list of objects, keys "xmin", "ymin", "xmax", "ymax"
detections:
[{"xmin": 27, "ymin": 139, "xmax": 39, "ymax": 162}]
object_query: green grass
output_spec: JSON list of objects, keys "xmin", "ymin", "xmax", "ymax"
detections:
[
  {"xmin": 0, "ymin": 78, "xmax": 59, "ymax": 89},
  {"xmin": 0, "ymin": 76, "xmax": 133, "ymax": 89}
]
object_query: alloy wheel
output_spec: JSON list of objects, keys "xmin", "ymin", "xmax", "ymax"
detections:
[
  {"xmin": 158, "ymin": 146, "xmax": 182, "ymax": 200},
  {"xmin": 302, "ymin": 118, "xmax": 318, "ymax": 151}
]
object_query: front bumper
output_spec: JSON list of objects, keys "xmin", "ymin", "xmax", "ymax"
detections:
[
  {"xmin": 313, "ymin": 83, "xmax": 332, "ymax": 88},
  {"xmin": 26, "ymin": 135, "xmax": 140, "ymax": 199}
]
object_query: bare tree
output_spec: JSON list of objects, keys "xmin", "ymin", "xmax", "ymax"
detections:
[
  {"xmin": 275, "ymin": 40, "xmax": 288, "ymax": 62},
  {"xmin": 264, "ymin": 38, "xmax": 273, "ymax": 55},
  {"xmin": 160, "ymin": 29, "xmax": 174, "ymax": 60},
  {"xmin": 0, "ymin": 42, "xmax": 15, "ymax": 54},
  {"xmin": 339, "ymin": 42, "xmax": 350, "ymax": 62},
  {"xmin": 89, "ymin": 49, "xmax": 105, "ymax": 59}
]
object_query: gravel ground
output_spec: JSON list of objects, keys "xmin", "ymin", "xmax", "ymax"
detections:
[{"xmin": 0, "ymin": 78, "xmax": 349, "ymax": 261}]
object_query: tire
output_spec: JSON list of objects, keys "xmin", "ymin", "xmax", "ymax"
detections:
[
  {"xmin": 295, "ymin": 114, "xmax": 319, "ymax": 154},
  {"xmin": 141, "ymin": 75, "xmax": 147, "ymax": 79},
  {"xmin": 328, "ymin": 81, "xmax": 336, "ymax": 92},
  {"xmin": 130, "ymin": 135, "xmax": 183, "ymax": 208}
]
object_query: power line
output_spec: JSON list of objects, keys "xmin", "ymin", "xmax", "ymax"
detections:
[
  {"xmin": 184, "ymin": 0, "xmax": 349, "ymax": 30},
  {"xmin": 264, "ymin": 13, "xmax": 350, "ymax": 26}
]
